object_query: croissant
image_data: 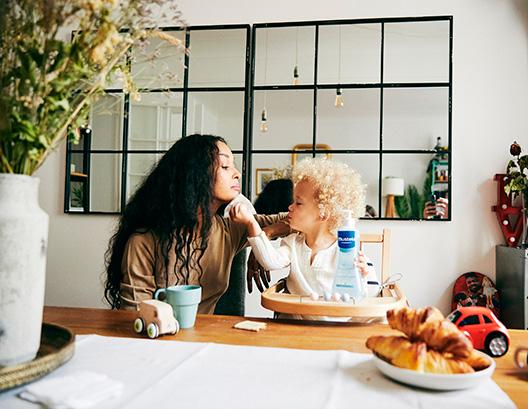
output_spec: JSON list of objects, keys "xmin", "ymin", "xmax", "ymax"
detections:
[
  {"xmin": 422, "ymin": 348, "xmax": 474, "ymax": 374},
  {"xmin": 366, "ymin": 335, "xmax": 474, "ymax": 374},
  {"xmin": 387, "ymin": 307, "xmax": 472, "ymax": 358},
  {"xmin": 465, "ymin": 350, "xmax": 491, "ymax": 371},
  {"xmin": 386, "ymin": 306, "xmax": 444, "ymax": 339},
  {"xmin": 366, "ymin": 336, "xmax": 426, "ymax": 371},
  {"xmin": 417, "ymin": 319, "xmax": 473, "ymax": 358}
]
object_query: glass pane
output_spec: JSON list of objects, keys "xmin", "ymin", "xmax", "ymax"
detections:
[
  {"xmin": 233, "ymin": 153, "xmax": 243, "ymax": 178},
  {"xmin": 383, "ymin": 87, "xmax": 449, "ymax": 150},
  {"xmin": 233, "ymin": 153, "xmax": 244, "ymax": 185},
  {"xmin": 252, "ymin": 90, "xmax": 313, "ymax": 150},
  {"xmin": 69, "ymin": 152, "xmax": 86, "ymax": 175},
  {"xmin": 68, "ymin": 180, "xmax": 86, "ymax": 211},
  {"xmin": 89, "ymin": 153, "xmax": 122, "ymax": 212},
  {"xmin": 250, "ymin": 153, "xmax": 292, "ymax": 203},
  {"xmin": 126, "ymin": 153, "xmax": 162, "ymax": 200},
  {"xmin": 131, "ymin": 30, "xmax": 185, "ymax": 89},
  {"xmin": 68, "ymin": 152, "xmax": 88, "ymax": 212},
  {"xmin": 323, "ymin": 153, "xmax": 380, "ymax": 218},
  {"xmin": 188, "ymin": 29, "xmax": 247, "ymax": 87},
  {"xmin": 129, "ymin": 92, "xmax": 183, "ymax": 150},
  {"xmin": 384, "ymin": 21, "xmax": 450, "ymax": 83},
  {"xmin": 316, "ymin": 88, "xmax": 379, "ymax": 150},
  {"xmin": 254, "ymin": 26, "xmax": 315, "ymax": 86},
  {"xmin": 90, "ymin": 93, "xmax": 123, "ymax": 150},
  {"xmin": 382, "ymin": 153, "xmax": 450, "ymax": 220},
  {"xmin": 318, "ymin": 24, "xmax": 381, "ymax": 84},
  {"xmin": 186, "ymin": 92, "xmax": 245, "ymax": 151}
]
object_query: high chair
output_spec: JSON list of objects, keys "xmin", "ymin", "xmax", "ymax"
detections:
[{"xmin": 261, "ymin": 228, "xmax": 407, "ymax": 319}]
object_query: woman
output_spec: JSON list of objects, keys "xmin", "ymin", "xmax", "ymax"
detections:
[
  {"xmin": 253, "ymin": 178, "xmax": 293, "ymax": 215},
  {"xmin": 104, "ymin": 134, "xmax": 287, "ymax": 313}
]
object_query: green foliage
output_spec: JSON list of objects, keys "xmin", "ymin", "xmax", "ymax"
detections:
[
  {"xmin": 71, "ymin": 184, "xmax": 84, "ymax": 208},
  {"xmin": 394, "ymin": 191, "xmax": 411, "ymax": 218},
  {"xmin": 394, "ymin": 163, "xmax": 433, "ymax": 219},
  {"xmin": 0, "ymin": 0, "xmax": 185, "ymax": 175},
  {"xmin": 505, "ymin": 154, "xmax": 528, "ymax": 201},
  {"xmin": 394, "ymin": 184, "xmax": 426, "ymax": 219}
]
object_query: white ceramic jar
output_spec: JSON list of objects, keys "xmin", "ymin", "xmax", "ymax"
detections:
[{"xmin": 0, "ymin": 174, "xmax": 48, "ymax": 366}]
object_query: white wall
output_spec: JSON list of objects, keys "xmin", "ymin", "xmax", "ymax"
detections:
[{"xmin": 36, "ymin": 0, "xmax": 528, "ymax": 316}]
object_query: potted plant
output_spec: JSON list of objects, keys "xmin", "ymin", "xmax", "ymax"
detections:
[
  {"xmin": 505, "ymin": 141, "xmax": 528, "ymax": 248},
  {"xmin": 0, "ymin": 0, "xmax": 184, "ymax": 366}
]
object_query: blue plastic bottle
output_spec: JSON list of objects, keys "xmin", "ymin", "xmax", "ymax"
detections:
[{"xmin": 331, "ymin": 210, "xmax": 363, "ymax": 301}]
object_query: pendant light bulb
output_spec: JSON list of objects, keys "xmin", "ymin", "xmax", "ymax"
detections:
[
  {"xmin": 335, "ymin": 88, "xmax": 344, "ymax": 108},
  {"xmin": 260, "ymin": 108, "xmax": 268, "ymax": 133},
  {"xmin": 292, "ymin": 65, "xmax": 299, "ymax": 86}
]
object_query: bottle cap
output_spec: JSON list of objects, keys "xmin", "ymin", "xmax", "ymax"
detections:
[{"xmin": 341, "ymin": 209, "xmax": 355, "ymax": 227}]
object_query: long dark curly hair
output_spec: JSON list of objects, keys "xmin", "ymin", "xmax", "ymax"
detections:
[{"xmin": 104, "ymin": 134, "xmax": 226, "ymax": 309}]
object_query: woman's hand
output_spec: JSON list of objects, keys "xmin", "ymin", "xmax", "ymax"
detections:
[
  {"xmin": 356, "ymin": 250, "xmax": 372, "ymax": 278},
  {"xmin": 246, "ymin": 251, "xmax": 271, "ymax": 293}
]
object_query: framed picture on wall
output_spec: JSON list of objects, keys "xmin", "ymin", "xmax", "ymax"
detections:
[
  {"xmin": 291, "ymin": 143, "xmax": 332, "ymax": 165},
  {"xmin": 255, "ymin": 168, "xmax": 274, "ymax": 195}
]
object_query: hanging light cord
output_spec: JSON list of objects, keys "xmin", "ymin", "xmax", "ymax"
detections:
[
  {"xmin": 295, "ymin": 27, "xmax": 299, "ymax": 66},
  {"xmin": 264, "ymin": 30, "xmax": 269, "ymax": 107},
  {"xmin": 338, "ymin": 25, "xmax": 342, "ymax": 85}
]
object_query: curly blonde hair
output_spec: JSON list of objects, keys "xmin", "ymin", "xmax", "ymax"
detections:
[{"xmin": 292, "ymin": 157, "xmax": 366, "ymax": 230}]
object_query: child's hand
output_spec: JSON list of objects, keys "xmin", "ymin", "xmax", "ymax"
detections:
[
  {"xmin": 229, "ymin": 203, "xmax": 262, "ymax": 237},
  {"xmin": 356, "ymin": 250, "xmax": 372, "ymax": 278},
  {"xmin": 229, "ymin": 203, "xmax": 254, "ymax": 226}
]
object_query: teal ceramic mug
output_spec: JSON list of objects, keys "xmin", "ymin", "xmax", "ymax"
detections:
[{"xmin": 154, "ymin": 285, "xmax": 202, "ymax": 329}]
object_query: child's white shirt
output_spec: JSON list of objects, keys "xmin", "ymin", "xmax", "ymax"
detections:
[{"xmin": 247, "ymin": 231, "xmax": 377, "ymax": 298}]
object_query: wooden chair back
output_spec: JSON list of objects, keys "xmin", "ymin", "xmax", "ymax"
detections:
[{"xmin": 359, "ymin": 228, "xmax": 391, "ymax": 283}]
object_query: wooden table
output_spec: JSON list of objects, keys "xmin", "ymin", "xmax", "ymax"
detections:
[{"xmin": 44, "ymin": 306, "xmax": 528, "ymax": 408}]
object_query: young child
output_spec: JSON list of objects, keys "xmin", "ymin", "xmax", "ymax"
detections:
[{"xmin": 230, "ymin": 158, "xmax": 376, "ymax": 320}]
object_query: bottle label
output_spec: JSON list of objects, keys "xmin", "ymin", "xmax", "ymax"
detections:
[{"xmin": 337, "ymin": 230, "xmax": 356, "ymax": 251}]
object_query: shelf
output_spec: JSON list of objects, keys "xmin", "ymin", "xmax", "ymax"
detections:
[{"xmin": 70, "ymin": 172, "xmax": 88, "ymax": 182}]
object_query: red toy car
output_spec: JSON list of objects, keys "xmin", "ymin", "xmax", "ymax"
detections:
[{"xmin": 447, "ymin": 306, "xmax": 510, "ymax": 357}]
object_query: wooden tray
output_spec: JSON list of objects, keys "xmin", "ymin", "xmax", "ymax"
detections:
[
  {"xmin": 0, "ymin": 323, "xmax": 75, "ymax": 391},
  {"xmin": 261, "ymin": 280, "xmax": 407, "ymax": 318}
]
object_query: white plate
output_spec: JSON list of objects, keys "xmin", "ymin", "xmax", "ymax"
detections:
[{"xmin": 372, "ymin": 352, "xmax": 495, "ymax": 391}]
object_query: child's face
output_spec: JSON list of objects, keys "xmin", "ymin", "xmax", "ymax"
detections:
[{"xmin": 287, "ymin": 179, "xmax": 322, "ymax": 232}]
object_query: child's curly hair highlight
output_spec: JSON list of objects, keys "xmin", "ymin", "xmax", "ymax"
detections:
[{"xmin": 292, "ymin": 157, "xmax": 366, "ymax": 230}]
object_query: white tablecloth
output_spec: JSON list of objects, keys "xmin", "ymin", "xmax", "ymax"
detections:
[{"xmin": 0, "ymin": 335, "xmax": 516, "ymax": 409}]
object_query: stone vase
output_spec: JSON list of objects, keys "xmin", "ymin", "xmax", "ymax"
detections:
[{"xmin": 0, "ymin": 173, "xmax": 48, "ymax": 366}]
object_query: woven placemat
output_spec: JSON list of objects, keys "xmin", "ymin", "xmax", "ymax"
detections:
[{"xmin": 0, "ymin": 323, "xmax": 75, "ymax": 391}]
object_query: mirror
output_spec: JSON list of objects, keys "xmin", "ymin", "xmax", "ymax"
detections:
[
  {"xmin": 254, "ymin": 26, "xmax": 315, "ymax": 86},
  {"xmin": 66, "ymin": 18, "xmax": 452, "ymax": 220},
  {"xmin": 129, "ymin": 92, "xmax": 183, "ymax": 150},
  {"xmin": 318, "ymin": 23, "xmax": 381, "ymax": 84},
  {"xmin": 130, "ymin": 29, "xmax": 185, "ymax": 89},
  {"xmin": 252, "ymin": 89, "xmax": 313, "ymax": 150},
  {"xmin": 187, "ymin": 91, "xmax": 245, "ymax": 150},
  {"xmin": 251, "ymin": 17, "xmax": 451, "ymax": 220},
  {"xmin": 384, "ymin": 21, "xmax": 450, "ymax": 83},
  {"xmin": 65, "ymin": 25, "xmax": 249, "ymax": 214},
  {"xmin": 316, "ymin": 88, "xmax": 380, "ymax": 150},
  {"xmin": 188, "ymin": 29, "xmax": 248, "ymax": 87}
]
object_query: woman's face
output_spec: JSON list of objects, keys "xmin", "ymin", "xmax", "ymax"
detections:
[
  {"xmin": 287, "ymin": 179, "xmax": 321, "ymax": 232},
  {"xmin": 212, "ymin": 141, "xmax": 241, "ymax": 204}
]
